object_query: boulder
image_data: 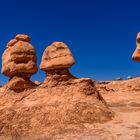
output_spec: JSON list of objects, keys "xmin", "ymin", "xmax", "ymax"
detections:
[{"xmin": 40, "ymin": 42, "xmax": 75, "ymax": 71}]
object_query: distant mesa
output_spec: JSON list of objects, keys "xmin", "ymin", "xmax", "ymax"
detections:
[
  {"xmin": 1, "ymin": 34, "xmax": 38, "ymax": 92},
  {"xmin": 132, "ymin": 32, "xmax": 140, "ymax": 62},
  {"xmin": 15, "ymin": 34, "xmax": 31, "ymax": 42}
]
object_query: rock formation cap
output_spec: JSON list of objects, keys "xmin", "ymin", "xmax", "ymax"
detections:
[
  {"xmin": 15, "ymin": 34, "xmax": 30, "ymax": 42},
  {"xmin": 40, "ymin": 42, "xmax": 75, "ymax": 71},
  {"xmin": 1, "ymin": 34, "xmax": 38, "ymax": 78}
]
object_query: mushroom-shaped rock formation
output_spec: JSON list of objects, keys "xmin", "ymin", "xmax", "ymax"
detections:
[
  {"xmin": 40, "ymin": 42, "xmax": 75, "ymax": 86},
  {"xmin": 1, "ymin": 34, "xmax": 38, "ymax": 92},
  {"xmin": 39, "ymin": 42, "xmax": 114, "ymax": 123},
  {"xmin": 40, "ymin": 42, "xmax": 75, "ymax": 71},
  {"xmin": 132, "ymin": 32, "xmax": 140, "ymax": 62}
]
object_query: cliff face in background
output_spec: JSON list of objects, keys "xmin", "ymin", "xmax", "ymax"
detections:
[
  {"xmin": 0, "ymin": 34, "xmax": 114, "ymax": 140},
  {"xmin": 96, "ymin": 77, "xmax": 140, "ymax": 94}
]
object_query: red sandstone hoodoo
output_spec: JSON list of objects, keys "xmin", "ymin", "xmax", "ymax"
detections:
[{"xmin": 1, "ymin": 34, "xmax": 38, "ymax": 92}]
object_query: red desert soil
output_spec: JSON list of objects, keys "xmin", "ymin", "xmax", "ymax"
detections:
[{"xmin": 0, "ymin": 77, "xmax": 140, "ymax": 140}]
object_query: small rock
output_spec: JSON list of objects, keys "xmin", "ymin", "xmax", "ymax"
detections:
[{"xmin": 15, "ymin": 34, "xmax": 30, "ymax": 42}]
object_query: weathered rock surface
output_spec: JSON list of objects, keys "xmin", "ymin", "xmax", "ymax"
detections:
[
  {"xmin": 0, "ymin": 79, "xmax": 114, "ymax": 140},
  {"xmin": 96, "ymin": 77, "xmax": 140, "ymax": 94},
  {"xmin": 6, "ymin": 39, "xmax": 17, "ymax": 48},
  {"xmin": 2, "ymin": 35, "xmax": 37, "ymax": 78},
  {"xmin": 0, "ymin": 40, "xmax": 114, "ymax": 139},
  {"xmin": 132, "ymin": 32, "xmax": 140, "ymax": 62},
  {"xmin": 4, "ymin": 76, "xmax": 37, "ymax": 93},
  {"xmin": 1, "ymin": 34, "xmax": 38, "ymax": 92},
  {"xmin": 15, "ymin": 34, "xmax": 30, "ymax": 42},
  {"xmin": 40, "ymin": 42, "xmax": 75, "ymax": 71}
]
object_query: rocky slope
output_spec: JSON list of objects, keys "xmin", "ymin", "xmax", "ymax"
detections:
[{"xmin": 1, "ymin": 77, "xmax": 140, "ymax": 140}]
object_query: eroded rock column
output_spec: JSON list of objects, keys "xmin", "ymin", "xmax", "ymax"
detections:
[
  {"xmin": 40, "ymin": 42, "xmax": 76, "ymax": 87},
  {"xmin": 39, "ymin": 41, "xmax": 114, "ymax": 123},
  {"xmin": 40, "ymin": 42, "xmax": 104, "ymax": 95},
  {"xmin": 1, "ymin": 34, "xmax": 38, "ymax": 92}
]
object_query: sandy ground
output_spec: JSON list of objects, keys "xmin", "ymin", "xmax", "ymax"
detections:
[
  {"xmin": 55, "ymin": 92, "xmax": 140, "ymax": 140},
  {"xmin": 94, "ymin": 90, "xmax": 140, "ymax": 140},
  {"xmin": 53, "ymin": 79, "xmax": 140, "ymax": 140}
]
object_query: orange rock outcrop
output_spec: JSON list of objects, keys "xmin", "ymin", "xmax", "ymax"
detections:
[
  {"xmin": 132, "ymin": 32, "xmax": 140, "ymax": 62},
  {"xmin": 1, "ymin": 34, "xmax": 38, "ymax": 92}
]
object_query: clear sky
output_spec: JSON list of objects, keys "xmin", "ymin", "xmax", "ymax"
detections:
[{"xmin": 0, "ymin": 0, "xmax": 140, "ymax": 85}]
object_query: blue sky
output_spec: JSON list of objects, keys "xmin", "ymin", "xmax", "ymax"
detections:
[{"xmin": 0, "ymin": 0, "xmax": 140, "ymax": 84}]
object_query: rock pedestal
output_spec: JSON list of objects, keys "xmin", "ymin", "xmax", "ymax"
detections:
[
  {"xmin": 1, "ymin": 34, "xmax": 38, "ymax": 92},
  {"xmin": 39, "ymin": 41, "xmax": 114, "ymax": 124}
]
